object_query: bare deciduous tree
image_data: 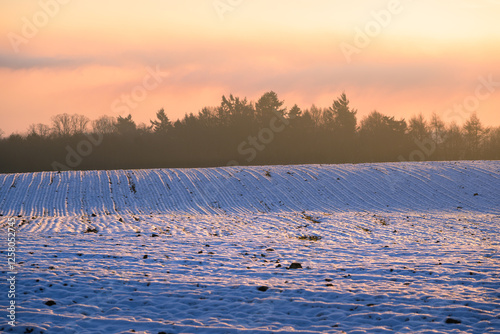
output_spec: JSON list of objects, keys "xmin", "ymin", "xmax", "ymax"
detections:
[
  {"xmin": 92, "ymin": 115, "xmax": 116, "ymax": 134},
  {"xmin": 73, "ymin": 114, "xmax": 89, "ymax": 134},
  {"xmin": 408, "ymin": 113, "xmax": 429, "ymax": 141},
  {"xmin": 28, "ymin": 123, "xmax": 51, "ymax": 137},
  {"xmin": 51, "ymin": 113, "xmax": 89, "ymax": 136},
  {"xmin": 51, "ymin": 113, "xmax": 73, "ymax": 136}
]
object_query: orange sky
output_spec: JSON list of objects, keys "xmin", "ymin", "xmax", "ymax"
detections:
[{"xmin": 1, "ymin": 0, "xmax": 500, "ymax": 135}]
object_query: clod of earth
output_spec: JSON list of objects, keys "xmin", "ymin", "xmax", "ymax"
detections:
[
  {"xmin": 298, "ymin": 235, "xmax": 322, "ymax": 241},
  {"xmin": 288, "ymin": 262, "xmax": 302, "ymax": 269},
  {"xmin": 445, "ymin": 318, "xmax": 461, "ymax": 324},
  {"xmin": 44, "ymin": 300, "xmax": 56, "ymax": 306}
]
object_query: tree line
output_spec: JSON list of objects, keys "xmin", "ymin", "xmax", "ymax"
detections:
[{"xmin": 0, "ymin": 91, "xmax": 499, "ymax": 173}]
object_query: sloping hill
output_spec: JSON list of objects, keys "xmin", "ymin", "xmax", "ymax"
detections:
[
  {"xmin": 0, "ymin": 161, "xmax": 499, "ymax": 333},
  {"xmin": 0, "ymin": 161, "xmax": 498, "ymax": 217}
]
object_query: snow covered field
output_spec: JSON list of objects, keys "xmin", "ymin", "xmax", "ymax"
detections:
[{"xmin": 1, "ymin": 161, "xmax": 499, "ymax": 333}]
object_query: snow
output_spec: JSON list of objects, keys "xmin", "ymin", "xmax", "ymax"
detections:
[{"xmin": 0, "ymin": 161, "xmax": 499, "ymax": 333}]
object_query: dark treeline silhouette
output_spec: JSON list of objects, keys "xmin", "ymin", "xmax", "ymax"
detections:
[{"xmin": 1, "ymin": 91, "xmax": 499, "ymax": 173}]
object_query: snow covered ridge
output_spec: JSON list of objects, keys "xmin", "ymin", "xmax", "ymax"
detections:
[
  {"xmin": 0, "ymin": 161, "xmax": 499, "ymax": 333},
  {"xmin": 0, "ymin": 161, "xmax": 498, "ymax": 218}
]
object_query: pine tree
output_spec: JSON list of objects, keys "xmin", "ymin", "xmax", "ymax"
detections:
[
  {"xmin": 328, "ymin": 93, "xmax": 357, "ymax": 137},
  {"xmin": 150, "ymin": 109, "xmax": 172, "ymax": 134},
  {"xmin": 115, "ymin": 114, "xmax": 137, "ymax": 135}
]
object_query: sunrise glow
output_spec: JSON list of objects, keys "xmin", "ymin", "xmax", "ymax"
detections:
[{"xmin": 1, "ymin": 0, "xmax": 500, "ymax": 134}]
